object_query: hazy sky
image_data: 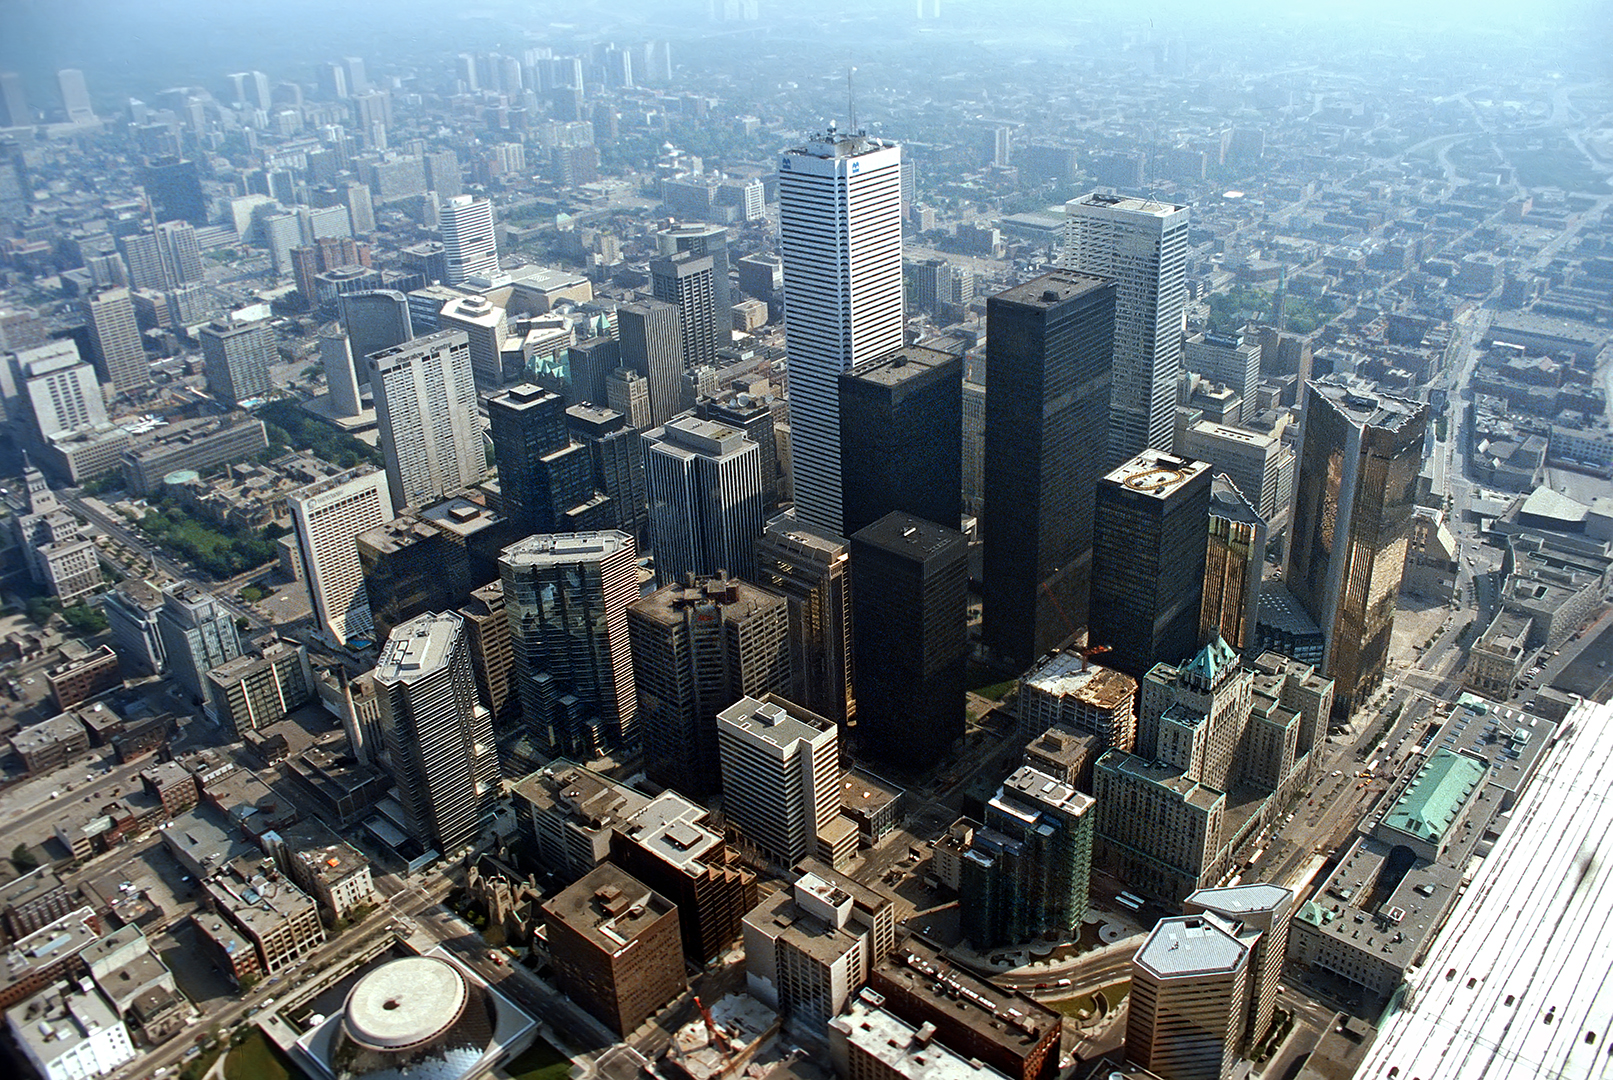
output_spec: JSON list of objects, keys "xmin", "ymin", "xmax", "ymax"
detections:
[{"xmin": 0, "ymin": 0, "xmax": 1603, "ymax": 110}]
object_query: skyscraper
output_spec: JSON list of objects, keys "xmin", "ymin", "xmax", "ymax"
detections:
[
  {"xmin": 289, "ymin": 467, "xmax": 395, "ymax": 645},
  {"xmin": 0, "ymin": 72, "xmax": 30, "ymax": 128},
  {"xmin": 1059, "ymin": 192, "xmax": 1188, "ymax": 466},
  {"xmin": 373, "ymin": 611, "xmax": 499, "ymax": 854},
  {"xmin": 366, "ymin": 330, "xmax": 483, "ymax": 511},
  {"xmin": 80, "ymin": 288, "xmax": 147, "ymax": 394},
  {"xmin": 200, "ymin": 315, "xmax": 274, "ymax": 407},
  {"xmin": 850, "ymin": 512, "xmax": 968, "ymax": 767},
  {"xmin": 716, "ymin": 694, "xmax": 840, "ymax": 867},
  {"xmin": 1089, "ymin": 450, "xmax": 1214, "ymax": 679},
  {"xmin": 1199, "ymin": 478, "xmax": 1266, "ymax": 657},
  {"xmin": 617, "ymin": 300, "xmax": 682, "ymax": 427},
  {"xmin": 1286, "ymin": 376, "xmax": 1427, "ymax": 716},
  {"xmin": 319, "ymin": 326, "xmax": 364, "ymax": 418},
  {"xmin": 566, "ymin": 404, "xmax": 649, "ymax": 541},
  {"xmin": 657, "ymin": 222, "xmax": 732, "ymax": 326},
  {"xmin": 778, "ymin": 130, "xmax": 904, "ymax": 537},
  {"xmin": 56, "ymin": 69, "xmax": 94, "ymax": 122},
  {"xmin": 500, "ymin": 531, "xmax": 639, "ymax": 759},
  {"xmin": 954, "ymin": 766, "xmax": 1095, "ymax": 949},
  {"xmin": 628, "ymin": 575, "xmax": 790, "ymax": 796},
  {"xmin": 1127, "ymin": 913, "xmax": 1250, "ymax": 1080},
  {"xmin": 651, "ymin": 252, "xmax": 721, "ymax": 369},
  {"xmin": 488, "ymin": 384, "xmax": 597, "ymax": 534},
  {"xmin": 982, "ymin": 271, "xmax": 1117, "ymax": 671},
  {"xmin": 17, "ymin": 341, "xmax": 106, "ymax": 440},
  {"xmin": 754, "ymin": 514, "xmax": 855, "ymax": 730},
  {"xmin": 340, "ymin": 290, "xmax": 413, "ymax": 369},
  {"xmin": 1183, "ymin": 884, "xmax": 1295, "ymax": 1054},
  {"xmin": 606, "ymin": 366, "xmax": 652, "ymax": 429},
  {"xmin": 154, "ymin": 221, "xmax": 203, "ymax": 285},
  {"xmin": 438, "ymin": 195, "xmax": 498, "ymax": 284},
  {"xmin": 838, "ymin": 345, "xmax": 961, "ymax": 539},
  {"xmin": 642, "ymin": 415, "xmax": 764, "ymax": 585},
  {"xmin": 156, "ymin": 582, "xmax": 242, "ymax": 706},
  {"xmin": 140, "ymin": 157, "xmax": 207, "ymax": 226}
]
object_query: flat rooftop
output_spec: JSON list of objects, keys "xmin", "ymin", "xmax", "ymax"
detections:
[
  {"xmin": 991, "ymin": 269, "xmax": 1111, "ymax": 309},
  {"xmin": 544, "ymin": 864, "xmax": 676, "ymax": 953},
  {"xmin": 1133, "ymin": 914, "xmax": 1248, "ymax": 979},
  {"xmin": 374, "ymin": 612, "xmax": 460, "ymax": 683},
  {"xmin": 500, "ymin": 530, "xmax": 632, "ymax": 566},
  {"xmin": 1021, "ymin": 653, "xmax": 1136, "ymax": 709},
  {"xmin": 718, "ymin": 695, "xmax": 833, "ymax": 751},
  {"xmin": 874, "ymin": 938, "xmax": 1059, "ymax": 1051},
  {"xmin": 844, "ymin": 345, "xmax": 957, "ymax": 388},
  {"xmin": 1310, "ymin": 375, "xmax": 1426, "ymax": 430},
  {"xmin": 1104, "ymin": 449, "xmax": 1214, "ymax": 500}
]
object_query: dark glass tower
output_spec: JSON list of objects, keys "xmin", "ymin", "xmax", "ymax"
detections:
[
  {"xmin": 1089, "ymin": 449, "xmax": 1214, "ymax": 679},
  {"xmin": 1286, "ymin": 377, "xmax": 1427, "ymax": 716},
  {"xmin": 981, "ymin": 271, "xmax": 1117, "ymax": 673},
  {"xmin": 850, "ymin": 512, "xmax": 969, "ymax": 768},
  {"xmin": 489, "ymin": 384, "xmax": 600, "ymax": 535},
  {"xmin": 838, "ymin": 345, "xmax": 962, "ymax": 539}
]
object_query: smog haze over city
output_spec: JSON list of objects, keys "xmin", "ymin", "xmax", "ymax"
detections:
[{"xmin": 0, "ymin": 3, "xmax": 1610, "ymax": 1080}]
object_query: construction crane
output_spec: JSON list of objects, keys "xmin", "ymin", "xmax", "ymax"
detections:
[
  {"xmin": 694, "ymin": 996, "xmax": 731, "ymax": 1055},
  {"xmin": 1038, "ymin": 580, "xmax": 1108, "ymax": 670}
]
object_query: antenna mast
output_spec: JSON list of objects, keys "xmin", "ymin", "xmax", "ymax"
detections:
[{"xmin": 848, "ymin": 66, "xmax": 858, "ymax": 134}]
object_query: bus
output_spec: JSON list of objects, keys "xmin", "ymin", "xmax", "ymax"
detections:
[{"xmin": 1116, "ymin": 892, "xmax": 1144, "ymax": 912}]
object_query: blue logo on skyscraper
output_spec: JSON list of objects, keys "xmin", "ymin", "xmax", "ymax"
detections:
[
  {"xmin": 781, "ymin": 157, "xmax": 792, "ymax": 170},
  {"xmin": 851, "ymin": 161, "xmax": 860, "ymax": 174}
]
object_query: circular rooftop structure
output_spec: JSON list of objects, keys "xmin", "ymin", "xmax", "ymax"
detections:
[
  {"xmin": 346, "ymin": 957, "xmax": 467, "ymax": 1050},
  {"xmin": 332, "ymin": 956, "xmax": 497, "ymax": 1080}
]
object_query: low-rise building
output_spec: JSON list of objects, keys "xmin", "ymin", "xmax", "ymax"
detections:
[
  {"xmin": 202, "ymin": 863, "xmax": 325, "ymax": 975},
  {"xmin": 281, "ymin": 745, "xmax": 387, "ymax": 827},
  {"xmin": 261, "ymin": 819, "xmax": 375, "ymax": 921},
  {"xmin": 542, "ymin": 864, "xmax": 686, "ymax": 1037},
  {"xmin": 868, "ymin": 939, "xmax": 1061, "ymax": 1080},
  {"xmin": 46, "ymin": 644, "xmax": 122, "ymax": 711},
  {"xmin": 1467, "ymin": 610, "xmax": 1536, "ymax": 700},
  {"xmin": 7, "ymin": 980, "xmax": 135, "ymax": 1080},
  {"xmin": 119, "ymin": 414, "xmax": 269, "ymax": 496},
  {"xmin": 742, "ymin": 862, "xmax": 896, "ymax": 1030},
  {"xmin": 139, "ymin": 760, "xmax": 199, "ymax": 817},
  {"xmin": 830, "ymin": 992, "xmax": 1012, "ymax": 1080},
  {"xmin": 9, "ymin": 712, "xmax": 91, "ymax": 775},
  {"xmin": 0, "ymin": 907, "xmax": 102, "ymax": 1011}
]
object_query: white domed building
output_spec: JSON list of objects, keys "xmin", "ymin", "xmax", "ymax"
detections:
[{"xmin": 297, "ymin": 953, "xmax": 536, "ymax": 1080}]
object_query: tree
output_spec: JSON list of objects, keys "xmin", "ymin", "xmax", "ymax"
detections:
[{"xmin": 11, "ymin": 843, "xmax": 38, "ymax": 871}]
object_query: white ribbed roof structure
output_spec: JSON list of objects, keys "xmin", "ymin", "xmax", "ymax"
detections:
[{"xmin": 1357, "ymin": 696, "xmax": 1613, "ymax": 1079}]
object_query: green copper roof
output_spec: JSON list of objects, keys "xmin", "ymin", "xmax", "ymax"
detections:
[
  {"xmin": 1382, "ymin": 749, "xmax": 1487, "ymax": 844},
  {"xmin": 1182, "ymin": 633, "xmax": 1239, "ymax": 684}
]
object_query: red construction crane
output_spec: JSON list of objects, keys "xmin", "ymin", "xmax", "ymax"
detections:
[
  {"xmin": 694, "ymin": 996, "xmax": 731, "ymax": 1055},
  {"xmin": 1039, "ymin": 581, "xmax": 1108, "ymax": 670}
]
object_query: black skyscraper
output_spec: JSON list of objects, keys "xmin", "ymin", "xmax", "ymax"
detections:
[
  {"xmin": 617, "ymin": 299, "xmax": 683, "ymax": 427},
  {"xmin": 838, "ymin": 345, "xmax": 962, "ymax": 539},
  {"xmin": 140, "ymin": 157, "xmax": 208, "ymax": 226},
  {"xmin": 850, "ymin": 512, "xmax": 969, "ymax": 769},
  {"xmin": 566, "ymin": 403, "xmax": 649, "ymax": 542},
  {"xmin": 1089, "ymin": 450, "xmax": 1214, "ymax": 679},
  {"xmin": 489, "ymin": 384, "xmax": 601, "ymax": 534},
  {"xmin": 981, "ymin": 271, "xmax": 1117, "ymax": 673}
]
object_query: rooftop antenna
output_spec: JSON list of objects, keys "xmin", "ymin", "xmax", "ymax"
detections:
[{"xmin": 848, "ymin": 65, "xmax": 858, "ymax": 134}]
